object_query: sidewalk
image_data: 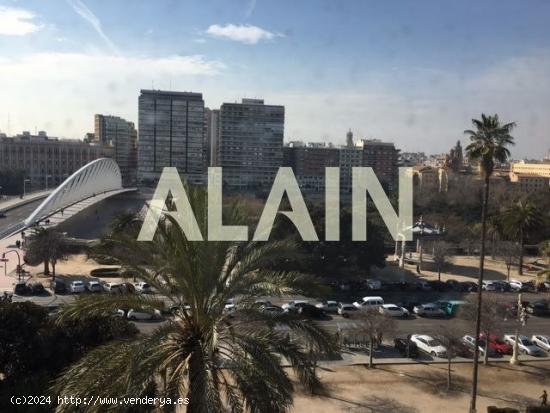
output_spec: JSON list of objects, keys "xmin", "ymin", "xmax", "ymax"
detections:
[{"xmin": 0, "ymin": 190, "xmax": 52, "ymax": 213}]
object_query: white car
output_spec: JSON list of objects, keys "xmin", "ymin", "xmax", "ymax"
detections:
[
  {"xmin": 223, "ymin": 298, "xmax": 236, "ymax": 314},
  {"xmin": 127, "ymin": 308, "xmax": 161, "ymax": 320},
  {"xmin": 69, "ymin": 280, "xmax": 86, "ymax": 294},
  {"xmin": 353, "ymin": 296, "xmax": 384, "ymax": 310},
  {"xmin": 482, "ymin": 280, "xmax": 499, "ymax": 291},
  {"xmin": 315, "ymin": 301, "xmax": 339, "ymax": 313},
  {"xmin": 413, "ymin": 303, "xmax": 445, "ymax": 317},
  {"xmin": 509, "ymin": 279, "xmax": 523, "ymax": 291},
  {"xmin": 410, "ymin": 334, "xmax": 447, "ymax": 358},
  {"xmin": 135, "ymin": 282, "xmax": 153, "ymax": 294},
  {"xmin": 379, "ymin": 304, "xmax": 409, "ymax": 318},
  {"xmin": 86, "ymin": 280, "xmax": 103, "ymax": 293},
  {"xmin": 531, "ymin": 335, "xmax": 550, "ymax": 352},
  {"xmin": 282, "ymin": 300, "xmax": 308, "ymax": 312},
  {"xmin": 504, "ymin": 334, "xmax": 546, "ymax": 356},
  {"xmin": 338, "ymin": 303, "xmax": 359, "ymax": 318},
  {"xmin": 103, "ymin": 282, "xmax": 122, "ymax": 293}
]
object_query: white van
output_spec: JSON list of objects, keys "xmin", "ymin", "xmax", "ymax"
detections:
[{"xmin": 353, "ymin": 296, "xmax": 384, "ymax": 310}]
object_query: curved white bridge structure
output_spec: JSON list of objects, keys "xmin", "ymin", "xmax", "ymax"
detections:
[{"xmin": 24, "ymin": 158, "xmax": 124, "ymax": 227}]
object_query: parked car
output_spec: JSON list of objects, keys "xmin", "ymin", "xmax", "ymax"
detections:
[
  {"xmin": 398, "ymin": 300, "xmax": 422, "ymax": 312},
  {"xmin": 282, "ymin": 300, "xmax": 309, "ymax": 312},
  {"xmin": 508, "ymin": 279, "xmax": 522, "ymax": 291},
  {"xmin": 69, "ymin": 280, "xmax": 86, "ymax": 294},
  {"xmin": 483, "ymin": 280, "xmax": 501, "ymax": 292},
  {"xmin": 86, "ymin": 280, "xmax": 103, "ymax": 293},
  {"xmin": 410, "ymin": 334, "xmax": 447, "ymax": 358},
  {"xmin": 493, "ymin": 281, "xmax": 511, "ymax": 292},
  {"xmin": 394, "ymin": 338, "xmax": 419, "ymax": 358},
  {"xmin": 366, "ymin": 279, "xmax": 382, "ymax": 290},
  {"xmin": 427, "ymin": 280, "xmax": 448, "ymax": 292},
  {"xmin": 413, "ymin": 303, "xmax": 446, "ymax": 317},
  {"xmin": 315, "ymin": 300, "xmax": 339, "ymax": 313},
  {"xmin": 135, "ymin": 281, "xmax": 153, "ymax": 294},
  {"xmin": 13, "ymin": 281, "xmax": 31, "ymax": 296},
  {"xmin": 29, "ymin": 282, "xmax": 46, "ymax": 295},
  {"xmin": 444, "ymin": 300, "xmax": 468, "ymax": 317},
  {"xmin": 224, "ymin": 298, "xmax": 236, "ymax": 314},
  {"xmin": 459, "ymin": 281, "xmax": 478, "ymax": 292},
  {"xmin": 254, "ymin": 300, "xmax": 272, "ymax": 309},
  {"xmin": 379, "ymin": 304, "xmax": 409, "ymax": 318},
  {"xmin": 481, "ymin": 334, "xmax": 513, "ymax": 355},
  {"xmin": 505, "ymin": 301, "xmax": 530, "ymax": 317},
  {"xmin": 127, "ymin": 308, "xmax": 162, "ymax": 321},
  {"xmin": 503, "ymin": 334, "xmax": 546, "ymax": 356},
  {"xmin": 462, "ymin": 335, "xmax": 499, "ymax": 358},
  {"xmin": 531, "ymin": 335, "xmax": 550, "ymax": 352},
  {"xmin": 261, "ymin": 305, "xmax": 284, "ymax": 315},
  {"xmin": 49, "ymin": 279, "xmax": 67, "ymax": 294},
  {"xmin": 338, "ymin": 302, "xmax": 359, "ymax": 318},
  {"xmin": 120, "ymin": 282, "xmax": 136, "ymax": 294},
  {"xmin": 416, "ymin": 281, "xmax": 432, "ymax": 291},
  {"xmin": 103, "ymin": 282, "xmax": 122, "ymax": 294},
  {"xmin": 298, "ymin": 303, "xmax": 326, "ymax": 319},
  {"xmin": 526, "ymin": 301, "xmax": 550, "ymax": 317},
  {"xmin": 353, "ymin": 296, "xmax": 384, "ymax": 310}
]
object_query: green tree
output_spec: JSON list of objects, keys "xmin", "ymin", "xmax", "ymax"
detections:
[
  {"xmin": 24, "ymin": 228, "xmax": 70, "ymax": 279},
  {"xmin": 464, "ymin": 113, "xmax": 515, "ymax": 413},
  {"xmin": 52, "ymin": 188, "xmax": 336, "ymax": 413},
  {"xmin": 502, "ymin": 200, "xmax": 543, "ymax": 275}
]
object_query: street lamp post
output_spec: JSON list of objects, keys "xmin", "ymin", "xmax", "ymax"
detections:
[{"xmin": 2, "ymin": 250, "xmax": 22, "ymax": 281}]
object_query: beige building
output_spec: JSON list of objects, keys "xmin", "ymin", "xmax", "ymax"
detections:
[
  {"xmin": 509, "ymin": 161, "xmax": 550, "ymax": 193},
  {"xmin": 413, "ymin": 166, "xmax": 440, "ymax": 193},
  {"xmin": 0, "ymin": 131, "xmax": 113, "ymax": 190}
]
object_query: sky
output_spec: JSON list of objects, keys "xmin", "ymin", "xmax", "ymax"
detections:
[{"xmin": 0, "ymin": 0, "xmax": 549, "ymax": 159}]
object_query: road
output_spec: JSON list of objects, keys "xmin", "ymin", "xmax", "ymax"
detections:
[{"xmin": 9, "ymin": 290, "xmax": 550, "ymax": 339}]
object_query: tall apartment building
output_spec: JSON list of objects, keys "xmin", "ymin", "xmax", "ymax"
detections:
[
  {"xmin": 205, "ymin": 108, "xmax": 220, "ymax": 167},
  {"xmin": 339, "ymin": 146, "xmax": 363, "ymax": 192},
  {"xmin": 283, "ymin": 142, "xmax": 339, "ymax": 192},
  {"xmin": 94, "ymin": 114, "xmax": 137, "ymax": 186},
  {"xmin": 0, "ymin": 131, "xmax": 113, "ymax": 190},
  {"xmin": 357, "ymin": 139, "xmax": 399, "ymax": 190},
  {"xmin": 218, "ymin": 98, "xmax": 284, "ymax": 189},
  {"xmin": 137, "ymin": 90, "xmax": 205, "ymax": 185}
]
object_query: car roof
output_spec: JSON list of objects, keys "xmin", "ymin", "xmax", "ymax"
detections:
[
  {"xmin": 362, "ymin": 296, "xmax": 383, "ymax": 300},
  {"xmin": 413, "ymin": 334, "xmax": 434, "ymax": 340}
]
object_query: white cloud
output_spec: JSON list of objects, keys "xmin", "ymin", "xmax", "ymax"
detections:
[
  {"xmin": 66, "ymin": 0, "xmax": 118, "ymax": 53},
  {"xmin": 0, "ymin": 52, "xmax": 225, "ymax": 138},
  {"xmin": 0, "ymin": 6, "xmax": 42, "ymax": 36},
  {"xmin": 206, "ymin": 24, "xmax": 281, "ymax": 45}
]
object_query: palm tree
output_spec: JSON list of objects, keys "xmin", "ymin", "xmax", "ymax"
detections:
[
  {"xmin": 51, "ymin": 188, "xmax": 336, "ymax": 413},
  {"xmin": 464, "ymin": 113, "xmax": 515, "ymax": 413},
  {"xmin": 24, "ymin": 227, "xmax": 70, "ymax": 279},
  {"xmin": 487, "ymin": 214, "xmax": 504, "ymax": 260},
  {"xmin": 502, "ymin": 200, "xmax": 543, "ymax": 275}
]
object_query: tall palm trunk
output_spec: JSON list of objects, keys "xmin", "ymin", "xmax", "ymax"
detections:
[
  {"xmin": 470, "ymin": 177, "xmax": 490, "ymax": 413},
  {"xmin": 43, "ymin": 259, "xmax": 50, "ymax": 276},
  {"xmin": 518, "ymin": 227, "xmax": 524, "ymax": 275}
]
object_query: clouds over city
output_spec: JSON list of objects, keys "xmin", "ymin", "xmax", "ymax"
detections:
[
  {"xmin": 0, "ymin": 6, "xmax": 42, "ymax": 36},
  {"xmin": 206, "ymin": 24, "xmax": 282, "ymax": 44}
]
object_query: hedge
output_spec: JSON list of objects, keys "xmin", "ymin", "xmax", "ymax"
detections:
[
  {"xmin": 90, "ymin": 267, "xmax": 121, "ymax": 278},
  {"xmin": 487, "ymin": 407, "xmax": 519, "ymax": 413}
]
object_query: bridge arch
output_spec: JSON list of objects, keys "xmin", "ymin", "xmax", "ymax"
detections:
[{"xmin": 25, "ymin": 158, "xmax": 123, "ymax": 226}]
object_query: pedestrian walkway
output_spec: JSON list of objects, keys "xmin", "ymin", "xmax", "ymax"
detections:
[
  {"xmin": 0, "ymin": 188, "xmax": 136, "ymax": 290},
  {"xmin": 0, "ymin": 190, "xmax": 52, "ymax": 213}
]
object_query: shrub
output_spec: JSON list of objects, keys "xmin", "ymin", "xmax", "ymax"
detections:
[
  {"xmin": 90, "ymin": 267, "xmax": 121, "ymax": 278},
  {"xmin": 487, "ymin": 407, "xmax": 519, "ymax": 413},
  {"xmin": 526, "ymin": 407, "xmax": 550, "ymax": 413}
]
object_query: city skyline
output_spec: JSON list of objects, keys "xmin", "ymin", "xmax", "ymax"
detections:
[{"xmin": 1, "ymin": 0, "xmax": 550, "ymax": 158}]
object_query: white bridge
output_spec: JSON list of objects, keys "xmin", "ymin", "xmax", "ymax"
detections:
[{"xmin": 24, "ymin": 158, "xmax": 131, "ymax": 227}]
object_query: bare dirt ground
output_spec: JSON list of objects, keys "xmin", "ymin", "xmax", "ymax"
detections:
[{"xmin": 293, "ymin": 361, "xmax": 550, "ymax": 412}]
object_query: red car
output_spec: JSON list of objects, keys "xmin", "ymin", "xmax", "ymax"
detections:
[{"xmin": 481, "ymin": 334, "xmax": 513, "ymax": 355}]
